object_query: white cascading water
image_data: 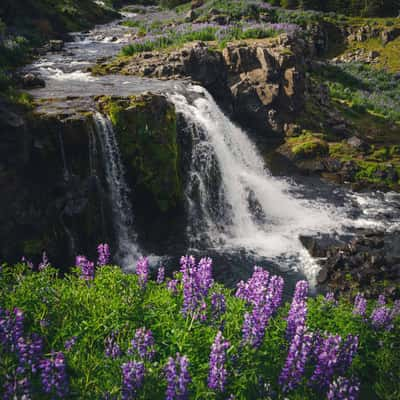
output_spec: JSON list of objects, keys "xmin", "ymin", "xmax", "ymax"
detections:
[
  {"xmin": 169, "ymin": 86, "xmax": 344, "ymax": 281},
  {"xmin": 93, "ymin": 112, "xmax": 141, "ymax": 267}
]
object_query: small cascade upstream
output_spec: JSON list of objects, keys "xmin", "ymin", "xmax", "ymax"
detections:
[
  {"xmin": 169, "ymin": 86, "xmax": 343, "ymax": 282},
  {"xmin": 93, "ymin": 112, "xmax": 141, "ymax": 267}
]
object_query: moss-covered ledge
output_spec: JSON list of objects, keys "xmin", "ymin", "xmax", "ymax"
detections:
[{"xmin": 98, "ymin": 94, "xmax": 182, "ymax": 213}]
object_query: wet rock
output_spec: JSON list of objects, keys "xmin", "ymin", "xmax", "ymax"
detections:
[
  {"xmin": 21, "ymin": 73, "xmax": 45, "ymax": 89},
  {"xmin": 347, "ymin": 136, "xmax": 369, "ymax": 152},
  {"xmin": 185, "ymin": 9, "xmax": 197, "ymax": 22},
  {"xmin": 316, "ymin": 229, "xmax": 400, "ymax": 299},
  {"xmin": 381, "ymin": 27, "xmax": 400, "ymax": 45},
  {"xmin": 49, "ymin": 40, "xmax": 64, "ymax": 52}
]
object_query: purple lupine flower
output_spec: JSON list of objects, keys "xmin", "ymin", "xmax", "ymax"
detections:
[
  {"xmin": 327, "ymin": 376, "xmax": 360, "ymax": 400},
  {"xmin": 236, "ymin": 266, "xmax": 270, "ymax": 306},
  {"xmin": 377, "ymin": 295, "xmax": 386, "ymax": 306},
  {"xmin": 157, "ymin": 266, "xmax": 165, "ymax": 284},
  {"xmin": 325, "ymin": 292, "xmax": 337, "ymax": 304},
  {"xmin": 337, "ymin": 334, "xmax": 359, "ymax": 374},
  {"xmin": 21, "ymin": 256, "xmax": 34, "ymax": 269},
  {"xmin": 196, "ymin": 257, "xmax": 214, "ymax": 297},
  {"xmin": 211, "ymin": 293, "xmax": 226, "ymax": 320},
  {"xmin": 105, "ymin": 332, "xmax": 122, "ymax": 359},
  {"xmin": 129, "ymin": 327, "xmax": 155, "ymax": 361},
  {"xmin": 208, "ymin": 331, "xmax": 230, "ymax": 392},
  {"xmin": 97, "ymin": 243, "xmax": 110, "ymax": 266},
  {"xmin": 64, "ymin": 336, "xmax": 77, "ymax": 351},
  {"xmin": 279, "ymin": 325, "xmax": 313, "ymax": 392},
  {"xmin": 242, "ymin": 300, "xmax": 273, "ymax": 348},
  {"xmin": 167, "ymin": 279, "xmax": 179, "ymax": 294},
  {"xmin": 39, "ymin": 351, "xmax": 69, "ymax": 398},
  {"xmin": 136, "ymin": 257, "xmax": 149, "ymax": 288},
  {"xmin": 38, "ymin": 252, "xmax": 50, "ymax": 271},
  {"xmin": 241, "ymin": 272, "xmax": 284, "ymax": 347},
  {"xmin": 121, "ymin": 361, "xmax": 145, "ymax": 400},
  {"xmin": 181, "ymin": 256, "xmax": 214, "ymax": 319},
  {"xmin": 353, "ymin": 293, "xmax": 367, "ymax": 317},
  {"xmin": 268, "ymin": 275, "xmax": 284, "ymax": 311},
  {"xmin": 17, "ymin": 333, "xmax": 43, "ymax": 373},
  {"xmin": 76, "ymin": 255, "xmax": 95, "ymax": 281},
  {"xmin": 3, "ymin": 375, "xmax": 31, "ymax": 400},
  {"xmin": 370, "ymin": 306, "xmax": 393, "ymax": 331},
  {"xmin": 310, "ymin": 334, "xmax": 342, "ymax": 389},
  {"xmin": 0, "ymin": 308, "xmax": 25, "ymax": 352},
  {"xmin": 40, "ymin": 319, "xmax": 49, "ymax": 329},
  {"xmin": 286, "ymin": 281, "xmax": 309, "ymax": 339},
  {"xmin": 165, "ymin": 354, "xmax": 191, "ymax": 400},
  {"xmin": 391, "ymin": 300, "xmax": 400, "ymax": 319}
]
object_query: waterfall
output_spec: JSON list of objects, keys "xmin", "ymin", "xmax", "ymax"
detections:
[
  {"xmin": 93, "ymin": 112, "xmax": 140, "ymax": 267},
  {"xmin": 169, "ymin": 86, "xmax": 341, "ymax": 281},
  {"xmin": 57, "ymin": 130, "xmax": 69, "ymax": 182}
]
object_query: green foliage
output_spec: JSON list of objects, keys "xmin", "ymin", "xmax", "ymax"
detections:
[
  {"xmin": 121, "ymin": 24, "xmax": 279, "ymax": 56},
  {"xmin": 314, "ymin": 63, "xmax": 400, "ymax": 123},
  {"xmin": 1, "ymin": 263, "xmax": 399, "ymax": 399},
  {"xmin": 264, "ymin": 0, "xmax": 400, "ymax": 16}
]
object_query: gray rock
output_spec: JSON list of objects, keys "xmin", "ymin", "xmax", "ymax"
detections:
[{"xmin": 21, "ymin": 73, "xmax": 45, "ymax": 89}]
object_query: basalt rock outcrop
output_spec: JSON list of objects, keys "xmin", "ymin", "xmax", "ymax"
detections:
[
  {"xmin": 93, "ymin": 34, "xmax": 306, "ymax": 139},
  {"xmin": 301, "ymin": 230, "xmax": 400, "ymax": 299}
]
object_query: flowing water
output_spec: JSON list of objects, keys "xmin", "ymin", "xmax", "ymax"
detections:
[
  {"xmin": 93, "ymin": 112, "xmax": 140, "ymax": 267},
  {"xmin": 23, "ymin": 9, "xmax": 400, "ymax": 288}
]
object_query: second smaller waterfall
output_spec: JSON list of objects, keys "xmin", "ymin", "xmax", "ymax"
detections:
[{"xmin": 93, "ymin": 112, "xmax": 141, "ymax": 267}]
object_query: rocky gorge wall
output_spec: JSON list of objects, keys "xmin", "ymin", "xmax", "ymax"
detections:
[
  {"xmin": 0, "ymin": 94, "xmax": 185, "ymax": 267},
  {"xmin": 93, "ymin": 34, "xmax": 307, "ymax": 142}
]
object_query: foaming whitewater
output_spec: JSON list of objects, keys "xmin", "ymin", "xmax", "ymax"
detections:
[
  {"xmin": 169, "ymin": 86, "xmax": 345, "ymax": 282},
  {"xmin": 93, "ymin": 112, "xmax": 141, "ymax": 268}
]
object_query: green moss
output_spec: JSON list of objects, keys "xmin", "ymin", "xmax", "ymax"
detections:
[
  {"xmin": 287, "ymin": 132, "xmax": 329, "ymax": 159},
  {"xmin": 101, "ymin": 95, "xmax": 182, "ymax": 212}
]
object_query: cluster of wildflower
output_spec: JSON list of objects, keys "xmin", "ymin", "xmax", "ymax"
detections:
[
  {"xmin": 370, "ymin": 305, "xmax": 393, "ymax": 331},
  {"xmin": 105, "ymin": 331, "xmax": 122, "ymax": 359},
  {"xmin": 136, "ymin": 257, "xmax": 149, "ymax": 288},
  {"xmin": 0, "ymin": 307, "xmax": 24, "ymax": 352},
  {"xmin": 121, "ymin": 361, "xmax": 145, "ymax": 400},
  {"xmin": 97, "ymin": 243, "xmax": 110, "ymax": 266},
  {"xmin": 279, "ymin": 325, "xmax": 314, "ymax": 392},
  {"xmin": 327, "ymin": 377, "xmax": 360, "ymax": 400},
  {"xmin": 337, "ymin": 335, "xmax": 359, "ymax": 374},
  {"xmin": 156, "ymin": 266, "xmax": 165, "ymax": 284},
  {"xmin": 3, "ymin": 375, "xmax": 31, "ymax": 400},
  {"xmin": 353, "ymin": 293, "xmax": 367, "ymax": 317},
  {"xmin": 64, "ymin": 336, "xmax": 77, "ymax": 352},
  {"xmin": 21, "ymin": 256, "xmax": 34, "ymax": 269},
  {"xmin": 180, "ymin": 256, "xmax": 214, "ymax": 319},
  {"xmin": 310, "ymin": 334, "xmax": 342, "ymax": 388},
  {"xmin": 76, "ymin": 255, "xmax": 95, "ymax": 281},
  {"xmin": 286, "ymin": 280, "xmax": 308, "ymax": 339},
  {"xmin": 38, "ymin": 252, "xmax": 50, "ymax": 271},
  {"xmin": 325, "ymin": 292, "xmax": 337, "ymax": 305},
  {"xmin": 16, "ymin": 333, "xmax": 43, "ymax": 373},
  {"xmin": 208, "ymin": 331, "xmax": 230, "ymax": 393},
  {"xmin": 128, "ymin": 327, "xmax": 155, "ymax": 361},
  {"xmin": 211, "ymin": 293, "xmax": 226, "ymax": 321},
  {"xmin": 39, "ymin": 351, "xmax": 69, "ymax": 398},
  {"xmin": 167, "ymin": 279, "xmax": 179, "ymax": 294},
  {"xmin": 165, "ymin": 354, "xmax": 191, "ymax": 400},
  {"xmin": 238, "ymin": 268, "xmax": 284, "ymax": 347}
]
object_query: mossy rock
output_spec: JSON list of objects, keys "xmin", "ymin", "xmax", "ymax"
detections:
[
  {"xmin": 100, "ymin": 94, "xmax": 182, "ymax": 213},
  {"xmin": 287, "ymin": 132, "xmax": 329, "ymax": 160}
]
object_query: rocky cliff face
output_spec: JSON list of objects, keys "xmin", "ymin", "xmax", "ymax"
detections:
[
  {"xmin": 0, "ymin": 94, "xmax": 183, "ymax": 266},
  {"xmin": 93, "ymin": 34, "xmax": 306, "ymax": 140}
]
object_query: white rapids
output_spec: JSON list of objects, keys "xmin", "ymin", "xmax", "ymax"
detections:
[{"xmin": 168, "ymin": 86, "xmax": 347, "ymax": 282}]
